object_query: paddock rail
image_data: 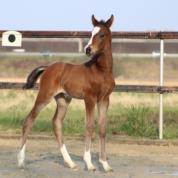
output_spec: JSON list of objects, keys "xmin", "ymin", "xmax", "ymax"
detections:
[
  {"xmin": 1, "ymin": 30, "xmax": 178, "ymax": 39},
  {"xmin": 1, "ymin": 82, "xmax": 178, "ymax": 94}
]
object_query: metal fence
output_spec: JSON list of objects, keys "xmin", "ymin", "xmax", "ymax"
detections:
[{"xmin": 1, "ymin": 30, "xmax": 178, "ymax": 139}]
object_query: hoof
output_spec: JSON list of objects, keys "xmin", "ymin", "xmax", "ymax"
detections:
[
  {"xmin": 88, "ymin": 165, "xmax": 96, "ymax": 172},
  {"xmin": 84, "ymin": 161, "xmax": 96, "ymax": 171},
  {"xmin": 71, "ymin": 164, "xmax": 79, "ymax": 171},
  {"xmin": 64, "ymin": 161, "xmax": 78, "ymax": 170},
  {"xmin": 105, "ymin": 167, "xmax": 113, "ymax": 173},
  {"xmin": 18, "ymin": 161, "xmax": 25, "ymax": 169},
  {"xmin": 99, "ymin": 159, "xmax": 113, "ymax": 173}
]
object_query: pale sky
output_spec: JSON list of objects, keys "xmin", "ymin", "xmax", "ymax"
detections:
[{"xmin": 0, "ymin": 0, "xmax": 177, "ymax": 31}]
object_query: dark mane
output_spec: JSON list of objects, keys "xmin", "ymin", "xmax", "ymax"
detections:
[{"xmin": 84, "ymin": 53, "xmax": 102, "ymax": 67}]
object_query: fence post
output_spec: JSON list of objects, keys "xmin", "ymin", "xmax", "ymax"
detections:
[
  {"xmin": 159, "ymin": 39, "xmax": 164, "ymax": 139},
  {"xmin": 77, "ymin": 38, "xmax": 83, "ymax": 53}
]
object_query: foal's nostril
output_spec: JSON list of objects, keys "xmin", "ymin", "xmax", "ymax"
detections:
[{"xmin": 86, "ymin": 47, "xmax": 91, "ymax": 56}]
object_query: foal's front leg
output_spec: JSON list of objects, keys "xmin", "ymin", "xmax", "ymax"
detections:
[
  {"xmin": 83, "ymin": 97, "xmax": 96, "ymax": 171},
  {"xmin": 97, "ymin": 97, "xmax": 113, "ymax": 172}
]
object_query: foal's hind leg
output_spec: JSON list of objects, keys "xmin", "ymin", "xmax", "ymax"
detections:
[
  {"xmin": 17, "ymin": 91, "xmax": 52, "ymax": 167},
  {"xmin": 53, "ymin": 94, "xmax": 77, "ymax": 169}
]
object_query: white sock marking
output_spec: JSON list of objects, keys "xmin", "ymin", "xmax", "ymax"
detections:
[
  {"xmin": 17, "ymin": 144, "xmax": 26, "ymax": 167},
  {"xmin": 99, "ymin": 159, "xmax": 112, "ymax": 172},
  {"xmin": 83, "ymin": 150, "xmax": 95, "ymax": 170},
  {"xmin": 60, "ymin": 144, "xmax": 76, "ymax": 168},
  {"xmin": 84, "ymin": 27, "xmax": 101, "ymax": 51}
]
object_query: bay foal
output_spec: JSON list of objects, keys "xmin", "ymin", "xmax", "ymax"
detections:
[{"xmin": 17, "ymin": 15, "xmax": 115, "ymax": 172}]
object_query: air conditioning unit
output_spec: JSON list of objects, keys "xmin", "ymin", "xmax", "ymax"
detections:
[{"xmin": 2, "ymin": 31, "xmax": 22, "ymax": 47}]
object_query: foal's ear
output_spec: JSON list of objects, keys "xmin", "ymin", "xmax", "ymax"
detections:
[
  {"xmin": 105, "ymin": 14, "xmax": 114, "ymax": 28},
  {"xmin": 91, "ymin": 15, "xmax": 99, "ymax": 26}
]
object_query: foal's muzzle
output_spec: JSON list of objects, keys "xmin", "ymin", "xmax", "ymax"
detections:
[{"xmin": 85, "ymin": 46, "xmax": 92, "ymax": 56}]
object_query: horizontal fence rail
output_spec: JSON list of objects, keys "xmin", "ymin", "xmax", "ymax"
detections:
[
  {"xmin": 1, "ymin": 82, "xmax": 178, "ymax": 94},
  {"xmin": 1, "ymin": 30, "xmax": 178, "ymax": 39}
]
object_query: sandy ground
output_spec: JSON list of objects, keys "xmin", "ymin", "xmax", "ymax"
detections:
[{"xmin": 1, "ymin": 137, "xmax": 178, "ymax": 178}]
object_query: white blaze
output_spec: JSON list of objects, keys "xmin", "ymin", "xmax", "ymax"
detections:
[{"xmin": 84, "ymin": 27, "xmax": 101, "ymax": 51}]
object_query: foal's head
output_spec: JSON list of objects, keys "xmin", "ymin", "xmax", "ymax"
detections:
[{"xmin": 85, "ymin": 15, "xmax": 114, "ymax": 56}]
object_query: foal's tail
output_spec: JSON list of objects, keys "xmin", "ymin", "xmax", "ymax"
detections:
[{"xmin": 23, "ymin": 66, "xmax": 47, "ymax": 89}]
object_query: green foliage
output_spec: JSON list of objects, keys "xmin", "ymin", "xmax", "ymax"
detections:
[
  {"xmin": 1, "ymin": 91, "xmax": 178, "ymax": 139},
  {"xmin": 118, "ymin": 106, "xmax": 157, "ymax": 137}
]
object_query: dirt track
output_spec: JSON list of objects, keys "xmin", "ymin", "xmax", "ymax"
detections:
[{"xmin": 1, "ymin": 137, "xmax": 178, "ymax": 178}]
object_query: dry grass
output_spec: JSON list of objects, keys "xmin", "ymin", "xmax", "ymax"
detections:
[
  {"xmin": 110, "ymin": 92, "xmax": 178, "ymax": 107},
  {"xmin": 0, "ymin": 78, "xmax": 26, "ymax": 82},
  {"xmin": 1, "ymin": 89, "xmax": 178, "ymax": 110}
]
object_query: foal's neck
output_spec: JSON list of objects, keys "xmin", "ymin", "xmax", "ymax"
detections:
[
  {"xmin": 84, "ymin": 41, "xmax": 113, "ymax": 74},
  {"xmin": 96, "ymin": 43, "xmax": 113, "ymax": 73}
]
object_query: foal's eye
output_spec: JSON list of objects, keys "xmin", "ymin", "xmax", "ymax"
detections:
[{"xmin": 99, "ymin": 33, "xmax": 105, "ymax": 38}]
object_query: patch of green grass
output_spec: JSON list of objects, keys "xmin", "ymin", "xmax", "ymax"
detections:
[
  {"xmin": 0, "ymin": 104, "xmax": 174, "ymax": 139},
  {"xmin": 1, "ymin": 91, "xmax": 178, "ymax": 139},
  {"xmin": 163, "ymin": 107, "xmax": 178, "ymax": 139},
  {"xmin": 0, "ymin": 108, "xmax": 24, "ymax": 131},
  {"xmin": 107, "ymin": 105, "xmax": 158, "ymax": 138},
  {"xmin": 0, "ymin": 91, "xmax": 85, "ymax": 135}
]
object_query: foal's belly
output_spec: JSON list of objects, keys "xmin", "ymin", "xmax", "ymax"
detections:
[{"xmin": 62, "ymin": 81, "xmax": 85, "ymax": 99}]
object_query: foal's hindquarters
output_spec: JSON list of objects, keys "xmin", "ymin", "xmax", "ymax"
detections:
[{"xmin": 17, "ymin": 63, "xmax": 78, "ymax": 170}]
